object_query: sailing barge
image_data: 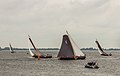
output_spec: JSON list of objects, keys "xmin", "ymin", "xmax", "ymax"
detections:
[
  {"xmin": 57, "ymin": 31, "xmax": 86, "ymax": 60},
  {"xmin": 95, "ymin": 40, "xmax": 112, "ymax": 56},
  {"xmin": 28, "ymin": 35, "xmax": 52, "ymax": 59}
]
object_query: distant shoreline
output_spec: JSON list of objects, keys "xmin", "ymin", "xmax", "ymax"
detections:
[
  {"xmin": 0, "ymin": 47, "xmax": 120, "ymax": 51},
  {"xmin": 0, "ymin": 47, "xmax": 59, "ymax": 51}
]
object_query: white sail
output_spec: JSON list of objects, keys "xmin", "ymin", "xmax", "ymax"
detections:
[
  {"xmin": 9, "ymin": 44, "xmax": 12, "ymax": 52},
  {"xmin": 66, "ymin": 31, "xmax": 85, "ymax": 56},
  {"xmin": 98, "ymin": 49, "xmax": 103, "ymax": 54},
  {"xmin": 9, "ymin": 43, "xmax": 14, "ymax": 53},
  {"xmin": 28, "ymin": 39, "xmax": 36, "ymax": 57}
]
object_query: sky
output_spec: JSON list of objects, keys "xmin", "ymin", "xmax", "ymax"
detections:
[{"xmin": 0, "ymin": 0, "xmax": 120, "ymax": 48}]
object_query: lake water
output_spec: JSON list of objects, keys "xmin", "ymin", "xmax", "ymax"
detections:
[{"xmin": 0, "ymin": 50, "xmax": 120, "ymax": 76}]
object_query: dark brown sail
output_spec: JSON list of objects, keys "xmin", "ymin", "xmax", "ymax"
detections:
[{"xmin": 57, "ymin": 35, "xmax": 75, "ymax": 59}]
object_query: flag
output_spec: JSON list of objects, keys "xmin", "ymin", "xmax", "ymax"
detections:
[{"xmin": 38, "ymin": 52, "xmax": 40, "ymax": 60}]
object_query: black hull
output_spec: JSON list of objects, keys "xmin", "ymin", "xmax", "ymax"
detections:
[
  {"xmin": 40, "ymin": 55, "xmax": 52, "ymax": 58},
  {"xmin": 32, "ymin": 55, "xmax": 38, "ymax": 58},
  {"xmin": 85, "ymin": 65, "xmax": 94, "ymax": 69},
  {"xmin": 101, "ymin": 53, "xmax": 112, "ymax": 56},
  {"xmin": 58, "ymin": 56, "xmax": 86, "ymax": 60},
  {"xmin": 11, "ymin": 52, "xmax": 15, "ymax": 53},
  {"xmin": 32, "ymin": 55, "xmax": 52, "ymax": 58}
]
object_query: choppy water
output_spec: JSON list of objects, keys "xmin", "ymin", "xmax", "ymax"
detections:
[{"xmin": 0, "ymin": 50, "xmax": 120, "ymax": 76}]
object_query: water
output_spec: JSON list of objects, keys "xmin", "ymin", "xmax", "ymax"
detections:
[{"xmin": 0, "ymin": 50, "xmax": 120, "ymax": 76}]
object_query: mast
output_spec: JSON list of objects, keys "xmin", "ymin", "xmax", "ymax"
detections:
[{"xmin": 28, "ymin": 35, "xmax": 40, "ymax": 60}]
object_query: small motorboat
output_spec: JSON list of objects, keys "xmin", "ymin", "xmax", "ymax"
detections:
[{"xmin": 85, "ymin": 61, "xmax": 99, "ymax": 69}]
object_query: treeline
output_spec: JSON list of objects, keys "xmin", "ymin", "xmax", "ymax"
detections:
[
  {"xmin": 80, "ymin": 47, "xmax": 120, "ymax": 50},
  {"xmin": 0, "ymin": 47, "xmax": 120, "ymax": 51},
  {"xmin": 0, "ymin": 47, "xmax": 59, "ymax": 51}
]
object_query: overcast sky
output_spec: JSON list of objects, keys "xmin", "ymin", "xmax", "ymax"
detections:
[{"xmin": 0, "ymin": 0, "xmax": 120, "ymax": 48}]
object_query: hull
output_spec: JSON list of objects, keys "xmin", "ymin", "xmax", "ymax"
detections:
[
  {"xmin": 101, "ymin": 53, "xmax": 112, "ymax": 56},
  {"xmin": 32, "ymin": 55, "xmax": 38, "ymax": 58},
  {"xmin": 40, "ymin": 55, "xmax": 52, "ymax": 58},
  {"xmin": 77, "ymin": 56, "xmax": 86, "ymax": 60},
  {"xmin": 58, "ymin": 56, "xmax": 86, "ymax": 60},
  {"xmin": 85, "ymin": 65, "xmax": 99, "ymax": 69},
  {"xmin": 32, "ymin": 55, "xmax": 52, "ymax": 58},
  {"xmin": 11, "ymin": 51, "xmax": 15, "ymax": 53}
]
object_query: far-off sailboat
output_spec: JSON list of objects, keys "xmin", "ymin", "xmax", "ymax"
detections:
[
  {"xmin": 28, "ymin": 35, "xmax": 52, "ymax": 59},
  {"xmin": 9, "ymin": 43, "xmax": 15, "ymax": 53},
  {"xmin": 95, "ymin": 39, "xmax": 112, "ymax": 56},
  {"xmin": 57, "ymin": 31, "xmax": 86, "ymax": 60}
]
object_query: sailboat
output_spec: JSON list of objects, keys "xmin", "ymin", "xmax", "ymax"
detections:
[
  {"xmin": 85, "ymin": 61, "xmax": 99, "ymax": 69},
  {"xmin": 95, "ymin": 39, "xmax": 112, "ymax": 56},
  {"xmin": 9, "ymin": 43, "xmax": 15, "ymax": 53},
  {"xmin": 57, "ymin": 31, "xmax": 86, "ymax": 60},
  {"xmin": 28, "ymin": 35, "xmax": 52, "ymax": 59}
]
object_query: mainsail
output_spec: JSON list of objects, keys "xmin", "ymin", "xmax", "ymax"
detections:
[
  {"xmin": 9, "ymin": 43, "xmax": 14, "ymax": 53},
  {"xmin": 57, "ymin": 35, "xmax": 74, "ymax": 58},
  {"xmin": 95, "ymin": 40, "xmax": 105, "ymax": 54},
  {"xmin": 57, "ymin": 31, "xmax": 85, "ymax": 59}
]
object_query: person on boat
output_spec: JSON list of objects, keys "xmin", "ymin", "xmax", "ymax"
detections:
[{"xmin": 87, "ymin": 61, "xmax": 96, "ymax": 66}]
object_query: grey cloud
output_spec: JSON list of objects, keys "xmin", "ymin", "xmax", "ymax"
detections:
[{"xmin": 0, "ymin": 0, "xmax": 120, "ymax": 48}]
